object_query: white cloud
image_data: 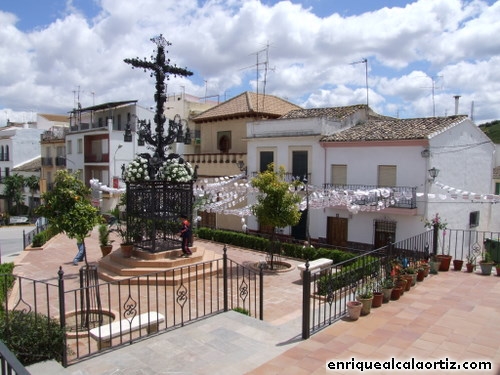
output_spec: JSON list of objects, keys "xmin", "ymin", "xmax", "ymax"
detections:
[{"xmin": 0, "ymin": 0, "xmax": 499, "ymax": 126}]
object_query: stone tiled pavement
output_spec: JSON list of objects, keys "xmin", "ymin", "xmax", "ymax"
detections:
[{"xmin": 12, "ymin": 228, "xmax": 500, "ymax": 374}]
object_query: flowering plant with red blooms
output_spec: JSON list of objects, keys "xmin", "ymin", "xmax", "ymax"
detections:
[{"xmin": 424, "ymin": 213, "xmax": 447, "ymax": 230}]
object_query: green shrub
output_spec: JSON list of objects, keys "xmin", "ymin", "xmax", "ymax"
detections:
[
  {"xmin": 196, "ymin": 227, "xmax": 358, "ymax": 262},
  {"xmin": 317, "ymin": 256, "xmax": 381, "ymax": 295},
  {"xmin": 31, "ymin": 225, "xmax": 58, "ymax": 247},
  {"xmin": 0, "ymin": 263, "xmax": 15, "ymax": 309},
  {"xmin": 232, "ymin": 307, "xmax": 250, "ymax": 316},
  {"xmin": 0, "ymin": 310, "xmax": 67, "ymax": 366}
]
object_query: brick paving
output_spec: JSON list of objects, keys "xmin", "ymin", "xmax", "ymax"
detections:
[{"xmin": 12, "ymin": 228, "xmax": 500, "ymax": 374}]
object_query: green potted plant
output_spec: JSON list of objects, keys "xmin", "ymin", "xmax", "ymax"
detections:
[
  {"xmin": 98, "ymin": 223, "xmax": 113, "ymax": 257},
  {"xmin": 380, "ymin": 278, "xmax": 394, "ymax": 303},
  {"xmin": 371, "ymin": 281, "xmax": 383, "ymax": 308},
  {"xmin": 479, "ymin": 251, "xmax": 494, "ymax": 276},
  {"xmin": 115, "ymin": 221, "xmax": 134, "ymax": 258},
  {"xmin": 356, "ymin": 282, "xmax": 374, "ymax": 316},
  {"xmin": 465, "ymin": 253, "xmax": 476, "ymax": 273},
  {"xmin": 429, "ymin": 254, "xmax": 441, "ymax": 274}
]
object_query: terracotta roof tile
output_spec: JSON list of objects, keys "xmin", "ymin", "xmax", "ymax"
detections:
[
  {"xmin": 39, "ymin": 114, "xmax": 70, "ymax": 122},
  {"xmin": 320, "ymin": 115, "xmax": 469, "ymax": 142},
  {"xmin": 13, "ymin": 157, "xmax": 41, "ymax": 172},
  {"xmin": 281, "ymin": 105, "xmax": 368, "ymax": 120},
  {"xmin": 193, "ymin": 92, "xmax": 301, "ymax": 123}
]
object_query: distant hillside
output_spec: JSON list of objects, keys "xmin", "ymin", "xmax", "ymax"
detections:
[{"xmin": 479, "ymin": 120, "xmax": 500, "ymax": 144}]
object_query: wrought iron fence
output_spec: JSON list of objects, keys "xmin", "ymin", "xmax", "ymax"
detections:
[
  {"xmin": 1, "ymin": 246, "xmax": 263, "ymax": 368},
  {"xmin": 0, "ymin": 341, "xmax": 30, "ymax": 375},
  {"xmin": 440, "ymin": 229, "xmax": 500, "ymax": 262},
  {"xmin": 301, "ymin": 231, "xmax": 433, "ymax": 338},
  {"xmin": 22, "ymin": 222, "xmax": 49, "ymax": 249}
]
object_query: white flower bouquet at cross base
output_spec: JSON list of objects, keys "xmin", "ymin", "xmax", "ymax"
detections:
[
  {"xmin": 158, "ymin": 157, "xmax": 194, "ymax": 183},
  {"xmin": 124, "ymin": 156, "xmax": 150, "ymax": 182}
]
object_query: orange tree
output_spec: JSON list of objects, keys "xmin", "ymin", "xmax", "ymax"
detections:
[
  {"xmin": 36, "ymin": 170, "xmax": 99, "ymax": 265},
  {"xmin": 251, "ymin": 164, "xmax": 302, "ymax": 269}
]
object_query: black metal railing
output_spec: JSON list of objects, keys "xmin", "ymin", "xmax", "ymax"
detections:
[
  {"xmin": 0, "ymin": 341, "xmax": 30, "ymax": 375},
  {"xmin": 301, "ymin": 231, "xmax": 432, "ymax": 338},
  {"xmin": 440, "ymin": 229, "xmax": 500, "ymax": 262},
  {"xmin": 22, "ymin": 222, "xmax": 49, "ymax": 249},
  {"xmin": 1, "ymin": 245, "xmax": 263, "ymax": 367}
]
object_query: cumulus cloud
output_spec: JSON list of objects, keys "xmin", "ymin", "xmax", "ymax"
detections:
[{"xmin": 0, "ymin": 0, "xmax": 499, "ymax": 124}]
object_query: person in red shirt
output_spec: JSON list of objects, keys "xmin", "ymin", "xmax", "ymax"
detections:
[{"xmin": 178, "ymin": 214, "xmax": 192, "ymax": 257}]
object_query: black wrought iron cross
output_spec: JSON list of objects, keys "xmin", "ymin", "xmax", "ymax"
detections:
[{"xmin": 124, "ymin": 35, "xmax": 193, "ymax": 162}]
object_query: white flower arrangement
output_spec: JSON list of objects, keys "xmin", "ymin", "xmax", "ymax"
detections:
[
  {"xmin": 124, "ymin": 156, "xmax": 150, "ymax": 182},
  {"xmin": 158, "ymin": 157, "xmax": 194, "ymax": 183}
]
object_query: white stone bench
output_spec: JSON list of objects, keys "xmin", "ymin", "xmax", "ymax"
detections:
[
  {"xmin": 297, "ymin": 258, "xmax": 333, "ymax": 279},
  {"xmin": 90, "ymin": 311, "xmax": 164, "ymax": 349}
]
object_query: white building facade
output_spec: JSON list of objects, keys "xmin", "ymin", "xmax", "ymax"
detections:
[{"xmin": 245, "ymin": 107, "xmax": 496, "ymax": 249}]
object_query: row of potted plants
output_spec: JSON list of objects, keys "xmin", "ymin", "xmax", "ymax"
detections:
[
  {"xmin": 431, "ymin": 252, "xmax": 500, "ymax": 276},
  {"xmin": 346, "ymin": 261, "xmax": 431, "ymax": 320}
]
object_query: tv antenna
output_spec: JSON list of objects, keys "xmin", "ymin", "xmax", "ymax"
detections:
[
  {"xmin": 350, "ymin": 58, "xmax": 369, "ymax": 107},
  {"xmin": 239, "ymin": 43, "xmax": 275, "ymax": 113},
  {"xmin": 421, "ymin": 75, "xmax": 443, "ymax": 117}
]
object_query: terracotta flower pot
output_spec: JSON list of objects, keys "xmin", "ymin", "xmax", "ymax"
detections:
[
  {"xmin": 496, "ymin": 266, "xmax": 500, "ymax": 277},
  {"xmin": 437, "ymin": 255, "xmax": 452, "ymax": 271},
  {"xmin": 416, "ymin": 269, "xmax": 425, "ymax": 282},
  {"xmin": 100, "ymin": 245, "xmax": 112, "ymax": 257},
  {"xmin": 371, "ymin": 292, "xmax": 383, "ymax": 308},
  {"xmin": 395, "ymin": 279, "xmax": 406, "ymax": 295},
  {"xmin": 453, "ymin": 259, "xmax": 464, "ymax": 271},
  {"xmin": 346, "ymin": 301, "xmax": 362, "ymax": 321},
  {"xmin": 403, "ymin": 275, "xmax": 413, "ymax": 291},
  {"xmin": 120, "ymin": 244, "xmax": 134, "ymax": 258},
  {"xmin": 466, "ymin": 263, "xmax": 475, "ymax": 273},
  {"xmin": 391, "ymin": 286, "xmax": 402, "ymax": 300}
]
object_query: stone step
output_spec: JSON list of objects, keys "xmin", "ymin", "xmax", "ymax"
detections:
[{"xmin": 97, "ymin": 245, "xmax": 222, "ymax": 285}]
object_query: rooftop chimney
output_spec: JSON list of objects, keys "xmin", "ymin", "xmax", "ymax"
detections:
[{"xmin": 454, "ymin": 95, "xmax": 461, "ymax": 115}]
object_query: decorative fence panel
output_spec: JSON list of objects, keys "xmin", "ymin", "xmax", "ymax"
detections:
[{"xmin": 1, "ymin": 247, "xmax": 263, "ymax": 368}]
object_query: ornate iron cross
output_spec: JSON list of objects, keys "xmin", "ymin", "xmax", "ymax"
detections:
[{"xmin": 124, "ymin": 35, "xmax": 193, "ymax": 163}]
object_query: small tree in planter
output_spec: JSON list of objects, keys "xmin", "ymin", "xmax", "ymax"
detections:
[
  {"xmin": 251, "ymin": 164, "xmax": 301, "ymax": 270},
  {"xmin": 36, "ymin": 170, "xmax": 100, "ymax": 265}
]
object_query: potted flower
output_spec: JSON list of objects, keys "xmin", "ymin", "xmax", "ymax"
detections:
[
  {"xmin": 346, "ymin": 300, "xmax": 363, "ymax": 321},
  {"xmin": 98, "ymin": 223, "xmax": 113, "ymax": 257},
  {"xmin": 380, "ymin": 278, "xmax": 394, "ymax": 303},
  {"xmin": 115, "ymin": 221, "xmax": 134, "ymax": 258},
  {"xmin": 356, "ymin": 283, "xmax": 374, "ymax": 316},
  {"xmin": 479, "ymin": 251, "xmax": 494, "ymax": 276},
  {"xmin": 371, "ymin": 281, "xmax": 383, "ymax": 308},
  {"xmin": 453, "ymin": 258, "xmax": 464, "ymax": 271},
  {"xmin": 429, "ymin": 255, "xmax": 441, "ymax": 274},
  {"xmin": 465, "ymin": 253, "xmax": 476, "ymax": 273},
  {"xmin": 425, "ymin": 213, "xmax": 451, "ymax": 271},
  {"xmin": 157, "ymin": 156, "xmax": 195, "ymax": 182}
]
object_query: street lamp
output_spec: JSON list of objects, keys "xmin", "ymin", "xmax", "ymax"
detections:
[{"xmin": 113, "ymin": 144, "xmax": 123, "ymax": 187}]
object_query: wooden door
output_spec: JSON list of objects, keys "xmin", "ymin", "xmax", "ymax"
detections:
[{"xmin": 327, "ymin": 216, "xmax": 348, "ymax": 247}]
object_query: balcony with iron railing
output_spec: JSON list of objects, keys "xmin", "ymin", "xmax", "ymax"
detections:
[
  {"xmin": 41, "ymin": 157, "xmax": 53, "ymax": 166},
  {"xmin": 183, "ymin": 153, "xmax": 246, "ymax": 165},
  {"xmin": 323, "ymin": 183, "xmax": 417, "ymax": 209}
]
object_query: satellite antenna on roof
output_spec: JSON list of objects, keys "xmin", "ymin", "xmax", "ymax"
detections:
[
  {"xmin": 350, "ymin": 58, "xmax": 369, "ymax": 107},
  {"xmin": 420, "ymin": 75, "xmax": 443, "ymax": 117}
]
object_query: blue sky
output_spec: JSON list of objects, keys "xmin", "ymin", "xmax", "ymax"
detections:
[{"xmin": 1, "ymin": 0, "xmax": 499, "ymax": 124}]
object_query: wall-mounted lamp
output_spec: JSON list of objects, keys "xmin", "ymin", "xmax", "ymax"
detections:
[{"xmin": 428, "ymin": 167, "xmax": 440, "ymax": 182}]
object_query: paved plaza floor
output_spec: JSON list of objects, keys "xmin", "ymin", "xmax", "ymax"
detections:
[{"xmin": 8, "ymin": 228, "xmax": 499, "ymax": 374}]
